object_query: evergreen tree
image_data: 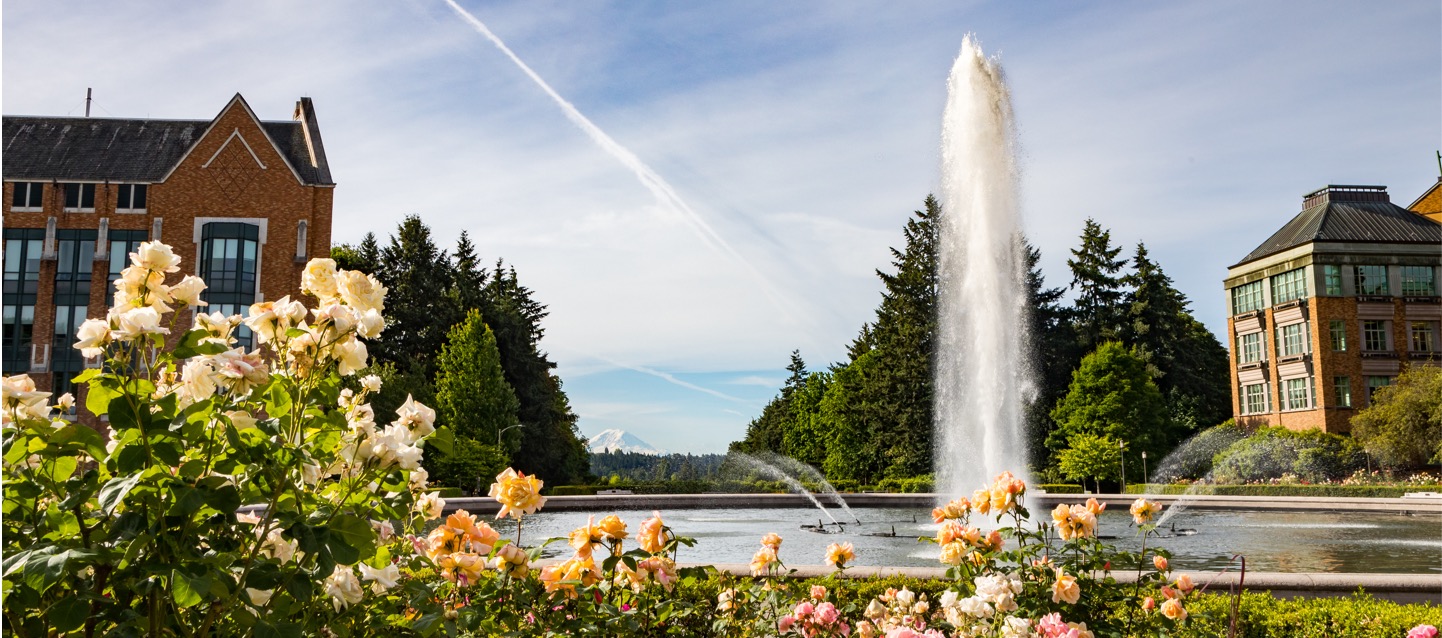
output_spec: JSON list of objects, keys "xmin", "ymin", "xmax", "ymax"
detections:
[
  {"xmin": 782, "ymin": 370, "xmax": 832, "ymax": 467},
  {"xmin": 731, "ymin": 350, "xmax": 810, "ymax": 455},
  {"xmin": 1048, "ymin": 341, "xmax": 1168, "ymax": 468},
  {"xmin": 820, "ymin": 352, "xmax": 888, "ymax": 483},
  {"xmin": 373, "ymin": 216, "xmax": 458, "ymax": 376},
  {"xmin": 1022, "ymin": 239, "xmax": 1074, "ymax": 466},
  {"xmin": 428, "ymin": 309, "xmax": 519, "ymax": 490},
  {"xmin": 332, "ymin": 232, "xmax": 382, "ymax": 274},
  {"xmin": 450, "ymin": 231, "xmax": 488, "ymax": 313},
  {"xmin": 1067, "ymin": 219, "xmax": 1127, "ymax": 355}
]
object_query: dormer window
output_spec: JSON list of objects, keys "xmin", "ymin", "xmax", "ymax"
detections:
[
  {"xmin": 62, "ymin": 183, "xmax": 96, "ymax": 212},
  {"xmin": 10, "ymin": 182, "xmax": 43, "ymax": 211},
  {"xmin": 116, "ymin": 184, "xmax": 148, "ymax": 212}
]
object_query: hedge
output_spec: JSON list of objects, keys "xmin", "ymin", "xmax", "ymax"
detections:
[
  {"xmin": 1124, "ymin": 484, "xmax": 1442, "ymax": 498},
  {"xmin": 1036, "ymin": 483, "xmax": 1085, "ymax": 494}
]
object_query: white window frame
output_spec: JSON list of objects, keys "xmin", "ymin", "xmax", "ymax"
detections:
[
  {"xmin": 1400, "ymin": 266, "xmax": 1436, "ymax": 297},
  {"xmin": 61, "ymin": 183, "xmax": 96, "ymax": 213},
  {"xmin": 1411, "ymin": 321, "xmax": 1437, "ymax": 353},
  {"xmin": 1283, "ymin": 377, "xmax": 1312, "ymax": 411},
  {"xmin": 1241, "ymin": 382, "xmax": 1270, "ymax": 415},
  {"xmin": 1270, "ymin": 268, "xmax": 1307, "ymax": 305},
  {"xmin": 1277, "ymin": 322, "xmax": 1309, "ymax": 357},
  {"xmin": 1362, "ymin": 320, "xmax": 1391, "ymax": 352},
  {"xmin": 1232, "ymin": 281, "xmax": 1264, "ymax": 314},
  {"xmin": 1321, "ymin": 265, "xmax": 1343, "ymax": 296},
  {"xmin": 1329, "ymin": 320, "xmax": 1347, "ymax": 352},
  {"xmin": 1238, "ymin": 332, "xmax": 1265, "ymax": 364},
  {"xmin": 10, "ymin": 182, "xmax": 44, "ymax": 212},
  {"xmin": 115, "ymin": 184, "xmax": 148, "ymax": 213}
]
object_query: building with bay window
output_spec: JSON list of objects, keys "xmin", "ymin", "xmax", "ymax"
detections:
[
  {"xmin": 3, "ymin": 94, "xmax": 334, "ymax": 406},
  {"xmin": 1223, "ymin": 184, "xmax": 1441, "ymax": 433}
]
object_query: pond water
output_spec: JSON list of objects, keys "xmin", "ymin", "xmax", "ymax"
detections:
[{"xmin": 486, "ymin": 507, "xmax": 1442, "ymax": 574}]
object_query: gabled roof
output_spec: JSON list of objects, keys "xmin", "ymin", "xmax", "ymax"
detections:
[
  {"xmin": 1233, "ymin": 185, "xmax": 1442, "ymax": 267},
  {"xmin": 2, "ymin": 96, "xmax": 333, "ymax": 186}
]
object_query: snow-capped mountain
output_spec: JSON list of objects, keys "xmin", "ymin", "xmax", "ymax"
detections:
[{"xmin": 587, "ymin": 429, "xmax": 663, "ymax": 455}]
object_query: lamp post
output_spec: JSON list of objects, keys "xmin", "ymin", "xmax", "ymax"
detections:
[
  {"xmin": 1141, "ymin": 451, "xmax": 1148, "ymax": 488},
  {"xmin": 1118, "ymin": 440, "xmax": 1126, "ymax": 495},
  {"xmin": 497, "ymin": 423, "xmax": 522, "ymax": 447}
]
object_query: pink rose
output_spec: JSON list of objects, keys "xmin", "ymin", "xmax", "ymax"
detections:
[
  {"xmin": 815, "ymin": 602, "xmax": 839, "ymax": 625},
  {"xmin": 793, "ymin": 601, "xmax": 815, "ymax": 619},
  {"xmin": 778, "ymin": 616, "xmax": 796, "ymax": 633},
  {"xmin": 1409, "ymin": 625, "xmax": 1438, "ymax": 638}
]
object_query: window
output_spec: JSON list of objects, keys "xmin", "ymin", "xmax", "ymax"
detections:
[
  {"xmin": 1354, "ymin": 265, "xmax": 1389, "ymax": 296},
  {"xmin": 1241, "ymin": 383, "xmax": 1270, "ymax": 415},
  {"xmin": 116, "ymin": 184, "xmax": 148, "ymax": 212},
  {"xmin": 1270, "ymin": 268, "xmax": 1307, "ymax": 305},
  {"xmin": 1329, "ymin": 320, "xmax": 1347, "ymax": 351},
  {"xmin": 1277, "ymin": 322, "xmax": 1308, "ymax": 357},
  {"xmin": 51, "ymin": 230, "xmax": 96, "ymax": 398},
  {"xmin": 1321, "ymin": 265, "xmax": 1343, "ymax": 296},
  {"xmin": 1333, "ymin": 376, "xmax": 1351, "ymax": 408},
  {"xmin": 1412, "ymin": 321, "xmax": 1437, "ymax": 353},
  {"xmin": 1231, "ymin": 281, "xmax": 1264, "ymax": 314},
  {"xmin": 200, "ymin": 222, "xmax": 260, "ymax": 347},
  {"xmin": 1284, "ymin": 377, "xmax": 1312, "ymax": 411},
  {"xmin": 1365, "ymin": 376, "xmax": 1392, "ymax": 404},
  {"xmin": 62, "ymin": 183, "xmax": 96, "ymax": 212},
  {"xmin": 2, "ymin": 228, "xmax": 44, "ymax": 374},
  {"xmin": 1400, "ymin": 266, "xmax": 1436, "ymax": 297},
  {"xmin": 1237, "ymin": 332, "xmax": 1265, "ymax": 364},
  {"xmin": 107, "ymin": 230, "xmax": 150, "ymax": 289},
  {"xmin": 1362, "ymin": 320, "xmax": 1390, "ymax": 351},
  {"xmin": 10, "ymin": 182, "xmax": 43, "ymax": 211},
  {"xmin": 295, "ymin": 221, "xmax": 308, "ymax": 259}
]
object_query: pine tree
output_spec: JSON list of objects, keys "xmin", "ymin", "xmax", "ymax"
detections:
[
  {"xmin": 731, "ymin": 350, "xmax": 810, "ymax": 455},
  {"xmin": 1022, "ymin": 239, "xmax": 1074, "ymax": 465},
  {"xmin": 450, "ymin": 231, "xmax": 488, "ymax": 313},
  {"xmin": 373, "ymin": 216, "xmax": 458, "ymax": 376},
  {"xmin": 428, "ymin": 309, "xmax": 519, "ymax": 489},
  {"xmin": 1067, "ymin": 219, "xmax": 1127, "ymax": 355}
]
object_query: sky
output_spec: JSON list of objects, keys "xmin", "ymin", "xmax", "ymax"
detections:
[{"xmin": 4, "ymin": 1, "xmax": 1438, "ymax": 454}]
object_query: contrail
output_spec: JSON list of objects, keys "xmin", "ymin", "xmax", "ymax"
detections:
[
  {"xmin": 441, "ymin": 0, "xmax": 802, "ymax": 321},
  {"xmin": 601, "ymin": 358, "xmax": 755, "ymax": 405}
]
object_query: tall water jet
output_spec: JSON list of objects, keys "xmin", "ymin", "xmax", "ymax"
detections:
[{"xmin": 934, "ymin": 36, "xmax": 1032, "ymax": 498}]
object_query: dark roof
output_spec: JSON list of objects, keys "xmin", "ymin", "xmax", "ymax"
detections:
[
  {"xmin": 3, "ymin": 105, "xmax": 332, "ymax": 186},
  {"xmin": 1234, "ymin": 185, "xmax": 1442, "ymax": 267}
]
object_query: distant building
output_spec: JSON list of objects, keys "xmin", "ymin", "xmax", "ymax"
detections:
[
  {"xmin": 1223, "ymin": 184, "xmax": 1441, "ymax": 433},
  {"xmin": 3, "ymin": 94, "xmax": 334, "ymax": 403},
  {"xmin": 1409, "ymin": 176, "xmax": 1442, "ymax": 224}
]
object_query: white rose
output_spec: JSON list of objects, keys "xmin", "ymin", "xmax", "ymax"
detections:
[
  {"xmin": 393, "ymin": 395, "xmax": 435, "ymax": 442},
  {"xmin": 170, "ymin": 275, "xmax": 208, "ymax": 307},
  {"xmin": 334, "ymin": 337, "xmax": 368, "ymax": 376},
  {"xmin": 323, "ymin": 565, "xmax": 364, "ymax": 611},
  {"xmin": 314, "ymin": 302, "xmax": 356, "ymax": 337},
  {"xmin": 392, "ymin": 443, "xmax": 423, "ymax": 471},
  {"xmin": 179, "ymin": 357, "xmax": 219, "ymax": 402},
  {"xmin": 416, "ymin": 492, "xmax": 445, "ymax": 520},
  {"xmin": 55, "ymin": 393, "xmax": 75, "ymax": 412},
  {"xmin": 244, "ymin": 301, "xmax": 280, "ymax": 345},
  {"xmin": 74, "ymin": 318, "xmax": 111, "ymax": 358},
  {"xmin": 131, "ymin": 241, "xmax": 181, "ymax": 273},
  {"xmin": 360, "ymin": 374, "xmax": 383, "ymax": 393},
  {"xmin": 226, "ymin": 410, "xmax": 258, "ymax": 430},
  {"xmin": 356, "ymin": 308, "xmax": 385, "ymax": 339},
  {"xmin": 114, "ymin": 268, "xmax": 173, "ymax": 312},
  {"xmin": 301, "ymin": 463, "xmax": 323, "ymax": 486},
  {"xmin": 372, "ymin": 519, "xmax": 395, "ymax": 543},
  {"xmin": 336, "ymin": 270, "xmax": 386, "ymax": 314},
  {"xmin": 274, "ymin": 296, "xmax": 309, "ymax": 327},
  {"xmin": 194, "ymin": 311, "xmax": 241, "ymax": 345},
  {"xmin": 213, "ymin": 349, "xmax": 269, "ymax": 395},
  {"xmin": 358, "ymin": 563, "xmax": 401, "ymax": 593},
  {"xmin": 301, "ymin": 258, "xmax": 340, "ymax": 301},
  {"xmin": 244, "ymin": 588, "xmax": 273, "ymax": 610},
  {"xmin": 408, "ymin": 467, "xmax": 429, "ymax": 491},
  {"xmin": 112, "ymin": 306, "xmax": 169, "ymax": 340}
]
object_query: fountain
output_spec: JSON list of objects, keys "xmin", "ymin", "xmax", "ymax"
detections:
[
  {"xmin": 728, "ymin": 452, "xmax": 842, "ymax": 526},
  {"xmin": 756, "ymin": 452, "xmax": 861, "ymax": 524},
  {"xmin": 934, "ymin": 35, "xmax": 1033, "ymax": 498}
]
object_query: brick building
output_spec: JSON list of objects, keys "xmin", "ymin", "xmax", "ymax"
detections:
[
  {"xmin": 3, "ymin": 94, "xmax": 334, "ymax": 400},
  {"xmin": 1222, "ymin": 184, "xmax": 1441, "ymax": 433}
]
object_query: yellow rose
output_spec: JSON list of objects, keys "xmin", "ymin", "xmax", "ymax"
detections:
[
  {"xmin": 596, "ymin": 514, "xmax": 628, "ymax": 542},
  {"xmin": 825, "ymin": 542, "xmax": 855, "ymax": 569},
  {"xmin": 568, "ymin": 516, "xmax": 603, "ymax": 558},
  {"xmin": 750, "ymin": 546, "xmax": 778, "ymax": 576},
  {"xmin": 760, "ymin": 532, "xmax": 783, "ymax": 551},
  {"xmin": 971, "ymin": 489, "xmax": 992, "ymax": 515},
  {"xmin": 1153, "ymin": 555, "xmax": 1169, "ymax": 572},
  {"xmin": 1085, "ymin": 497, "xmax": 1106, "ymax": 515},
  {"xmin": 489, "ymin": 467, "xmax": 546, "ymax": 520},
  {"xmin": 1052, "ymin": 570, "xmax": 1080, "ymax": 605},
  {"xmin": 1160, "ymin": 597, "xmax": 1187, "ymax": 621},
  {"xmin": 1130, "ymin": 498, "xmax": 1163, "ymax": 525},
  {"xmin": 637, "ymin": 512, "xmax": 667, "ymax": 554},
  {"xmin": 1174, "ymin": 574, "xmax": 1194, "ymax": 594}
]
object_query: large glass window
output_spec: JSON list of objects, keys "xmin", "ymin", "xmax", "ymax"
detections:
[
  {"xmin": 1237, "ymin": 332, "xmax": 1265, "ymax": 364},
  {"xmin": 1362, "ymin": 320, "xmax": 1390, "ymax": 352},
  {"xmin": 107, "ymin": 230, "xmax": 150, "ymax": 291},
  {"xmin": 1241, "ymin": 383, "xmax": 1270, "ymax": 415},
  {"xmin": 1284, "ymin": 377, "xmax": 1312, "ymax": 411},
  {"xmin": 1366, "ymin": 376, "xmax": 1392, "ymax": 404},
  {"xmin": 1321, "ymin": 265, "xmax": 1343, "ymax": 296},
  {"xmin": 200, "ymin": 223, "xmax": 260, "ymax": 348},
  {"xmin": 1277, "ymin": 323, "xmax": 1308, "ymax": 357},
  {"xmin": 1333, "ymin": 376, "xmax": 1351, "ymax": 408},
  {"xmin": 1231, "ymin": 281, "xmax": 1264, "ymax": 314},
  {"xmin": 1400, "ymin": 266, "xmax": 1436, "ymax": 297},
  {"xmin": 51, "ymin": 230, "xmax": 96, "ymax": 398},
  {"xmin": 10, "ymin": 182, "xmax": 44, "ymax": 211},
  {"xmin": 2, "ymin": 229, "xmax": 44, "ymax": 374},
  {"xmin": 1329, "ymin": 320, "xmax": 1347, "ymax": 351},
  {"xmin": 1270, "ymin": 268, "xmax": 1307, "ymax": 305},
  {"xmin": 62, "ymin": 183, "xmax": 96, "ymax": 212},
  {"xmin": 1412, "ymin": 322, "xmax": 1437, "ymax": 353},
  {"xmin": 1355, "ymin": 265, "xmax": 1389, "ymax": 296},
  {"xmin": 115, "ymin": 184, "xmax": 148, "ymax": 212}
]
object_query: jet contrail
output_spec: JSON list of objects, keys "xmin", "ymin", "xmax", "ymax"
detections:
[
  {"xmin": 441, "ymin": 0, "xmax": 802, "ymax": 321},
  {"xmin": 601, "ymin": 358, "xmax": 755, "ymax": 405}
]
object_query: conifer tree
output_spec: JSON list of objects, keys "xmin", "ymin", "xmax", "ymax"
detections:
[
  {"xmin": 1022, "ymin": 239, "xmax": 1073, "ymax": 465},
  {"xmin": 1067, "ymin": 219, "xmax": 1127, "ymax": 355},
  {"xmin": 428, "ymin": 309, "xmax": 518, "ymax": 489},
  {"xmin": 1048, "ymin": 341, "xmax": 1168, "ymax": 466},
  {"xmin": 373, "ymin": 216, "xmax": 458, "ymax": 376}
]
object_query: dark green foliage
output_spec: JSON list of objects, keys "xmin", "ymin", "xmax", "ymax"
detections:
[
  {"xmin": 781, "ymin": 371, "xmax": 832, "ymax": 468},
  {"xmin": 1022, "ymin": 238, "xmax": 1073, "ymax": 467},
  {"xmin": 1211, "ymin": 427, "xmax": 1366, "ymax": 483},
  {"xmin": 730, "ymin": 351, "xmax": 809, "ymax": 456},
  {"xmin": 1048, "ymin": 342, "xmax": 1168, "ymax": 462},
  {"xmin": 371, "ymin": 216, "xmax": 458, "ymax": 377},
  {"xmin": 874, "ymin": 474, "xmax": 934, "ymax": 493},
  {"xmin": 1124, "ymin": 483, "xmax": 1442, "ymax": 497},
  {"xmin": 1035, "ymin": 483, "xmax": 1085, "ymax": 494},
  {"xmin": 589, "ymin": 451, "xmax": 728, "ymax": 482},
  {"xmin": 331, "ymin": 232, "xmax": 381, "ymax": 274},
  {"xmin": 434, "ymin": 309, "xmax": 520, "ymax": 450},
  {"xmin": 1067, "ymin": 218, "xmax": 1127, "ymax": 354},
  {"xmin": 428, "ymin": 438, "xmax": 509, "ymax": 492},
  {"xmin": 1351, "ymin": 364, "xmax": 1442, "ymax": 468},
  {"xmin": 368, "ymin": 360, "xmax": 435, "ymax": 425}
]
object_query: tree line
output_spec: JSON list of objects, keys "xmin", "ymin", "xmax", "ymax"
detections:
[
  {"xmin": 333, "ymin": 216, "xmax": 590, "ymax": 489},
  {"xmin": 730, "ymin": 196, "xmax": 1231, "ymax": 485}
]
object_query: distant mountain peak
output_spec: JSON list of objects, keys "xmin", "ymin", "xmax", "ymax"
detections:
[{"xmin": 587, "ymin": 429, "xmax": 663, "ymax": 455}]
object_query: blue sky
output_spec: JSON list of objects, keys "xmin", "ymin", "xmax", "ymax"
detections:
[{"xmin": 4, "ymin": 1, "xmax": 1438, "ymax": 453}]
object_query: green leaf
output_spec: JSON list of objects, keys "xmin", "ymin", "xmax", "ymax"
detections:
[
  {"xmin": 173, "ymin": 329, "xmax": 228, "ymax": 359},
  {"xmin": 326, "ymin": 514, "xmax": 375, "ymax": 565},
  {"xmin": 47, "ymin": 595, "xmax": 88, "ymax": 632},
  {"xmin": 70, "ymin": 368, "xmax": 102, "ymax": 384},
  {"xmin": 50, "ymin": 423, "xmax": 108, "ymax": 461},
  {"xmin": 41, "ymin": 456, "xmax": 78, "ymax": 484},
  {"xmin": 98, "ymin": 473, "xmax": 143, "ymax": 515},
  {"xmin": 85, "ymin": 380, "xmax": 122, "ymax": 416},
  {"xmin": 171, "ymin": 568, "xmax": 207, "ymax": 608},
  {"xmin": 425, "ymin": 426, "xmax": 453, "ymax": 456},
  {"xmin": 264, "ymin": 385, "xmax": 293, "ymax": 418}
]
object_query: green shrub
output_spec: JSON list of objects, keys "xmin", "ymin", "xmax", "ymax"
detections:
[
  {"xmin": 1036, "ymin": 483, "xmax": 1085, "ymax": 494},
  {"xmin": 1212, "ymin": 427, "xmax": 1366, "ymax": 483},
  {"xmin": 1154, "ymin": 420, "xmax": 1250, "ymax": 481},
  {"xmin": 830, "ymin": 479, "xmax": 861, "ymax": 492},
  {"xmin": 1176, "ymin": 590, "xmax": 1442, "ymax": 638},
  {"xmin": 876, "ymin": 475, "xmax": 934, "ymax": 493},
  {"xmin": 1123, "ymin": 483, "xmax": 1442, "ymax": 497},
  {"xmin": 548, "ymin": 485, "xmax": 599, "ymax": 496},
  {"xmin": 427, "ymin": 436, "xmax": 509, "ymax": 491}
]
